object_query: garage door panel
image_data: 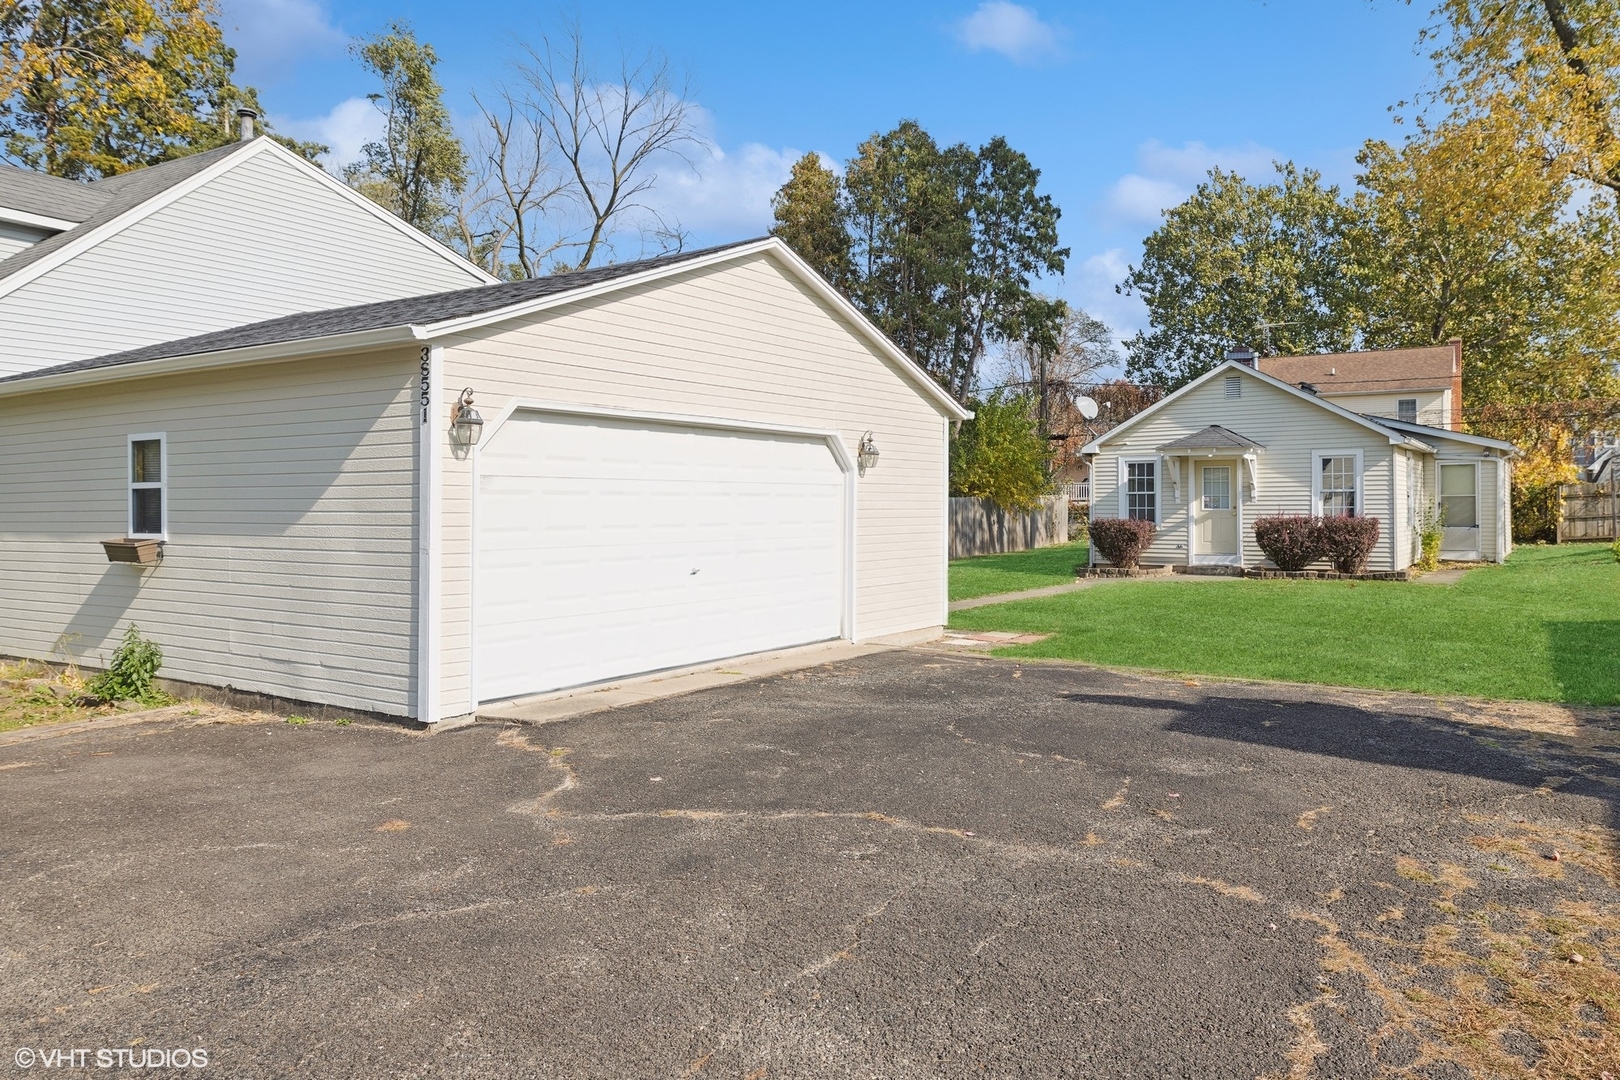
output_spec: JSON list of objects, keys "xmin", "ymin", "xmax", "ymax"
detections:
[{"xmin": 475, "ymin": 414, "xmax": 845, "ymax": 701}]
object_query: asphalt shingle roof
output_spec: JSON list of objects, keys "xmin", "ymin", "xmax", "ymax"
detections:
[
  {"xmin": 1257, "ymin": 345, "xmax": 1458, "ymax": 394},
  {"xmin": 0, "ymin": 238, "xmax": 767, "ymax": 387},
  {"xmin": 0, "ymin": 165, "xmax": 109, "ymax": 223},
  {"xmin": 1156, "ymin": 425, "xmax": 1267, "ymax": 452}
]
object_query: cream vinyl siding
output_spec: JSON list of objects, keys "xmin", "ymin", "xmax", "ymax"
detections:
[
  {"xmin": 436, "ymin": 252, "xmax": 950, "ymax": 715},
  {"xmin": 0, "ymin": 350, "xmax": 420, "ymax": 714},
  {"xmin": 0, "ymin": 149, "xmax": 487, "ymax": 375},
  {"xmin": 1325, "ymin": 389, "xmax": 1451, "ymax": 428},
  {"xmin": 1092, "ymin": 369, "xmax": 1401, "ymax": 571}
]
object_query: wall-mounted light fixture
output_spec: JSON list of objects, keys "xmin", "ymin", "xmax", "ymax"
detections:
[
  {"xmin": 857, "ymin": 431, "xmax": 880, "ymax": 475},
  {"xmin": 451, "ymin": 388, "xmax": 484, "ymax": 446}
]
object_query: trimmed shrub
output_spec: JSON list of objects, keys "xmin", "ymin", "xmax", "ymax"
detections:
[
  {"xmin": 1319, "ymin": 515, "xmax": 1381, "ymax": 574},
  {"xmin": 1090, "ymin": 517, "xmax": 1156, "ymax": 568},
  {"xmin": 1252, "ymin": 515, "xmax": 1326, "ymax": 571}
]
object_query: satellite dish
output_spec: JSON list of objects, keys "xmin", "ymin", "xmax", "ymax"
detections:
[{"xmin": 1077, "ymin": 396, "xmax": 1099, "ymax": 420}]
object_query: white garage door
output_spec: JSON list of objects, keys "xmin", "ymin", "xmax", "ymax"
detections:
[{"xmin": 475, "ymin": 413, "xmax": 847, "ymax": 701}]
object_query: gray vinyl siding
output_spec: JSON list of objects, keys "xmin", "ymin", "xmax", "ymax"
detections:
[
  {"xmin": 1092, "ymin": 368, "xmax": 1403, "ymax": 571},
  {"xmin": 0, "ymin": 148, "xmax": 487, "ymax": 375},
  {"xmin": 0, "ymin": 350, "xmax": 420, "ymax": 714},
  {"xmin": 435, "ymin": 252, "xmax": 951, "ymax": 715},
  {"xmin": 0, "ymin": 222, "xmax": 48, "ymax": 262}
]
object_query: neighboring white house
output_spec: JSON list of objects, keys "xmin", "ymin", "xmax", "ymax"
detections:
[
  {"xmin": 0, "ymin": 238, "xmax": 966, "ymax": 723},
  {"xmin": 0, "ymin": 131, "xmax": 494, "ymax": 376},
  {"xmin": 1082, "ymin": 359, "xmax": 1516, "ymax": 573},
  {"xmin": 1257, "ymin": 341, "xmax": 1464, "ymax": 429}
]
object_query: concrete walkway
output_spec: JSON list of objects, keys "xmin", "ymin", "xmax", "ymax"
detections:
[
  {"xmin": 949, "ymin": 572, "xmax": 1240, "ymax": 612},
  {"xmin": 1414, "ymin": 566, "xmax": 1475, "ymax": 585}
]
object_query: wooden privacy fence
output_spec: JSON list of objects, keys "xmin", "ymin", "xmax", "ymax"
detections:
[
  {"xmin": 950, "ymin": 495, "xmax": 1069, "ymax": 559},
  {"xmin": 1558, "ymin": 482, "xmax": 1618, "ymax": 541}
]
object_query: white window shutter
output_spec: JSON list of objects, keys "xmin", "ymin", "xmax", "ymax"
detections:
[{"xmin": 1118, "ymin": 457, "xmax": 1128, "ymax": 519}]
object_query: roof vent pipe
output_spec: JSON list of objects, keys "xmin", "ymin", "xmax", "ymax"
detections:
[
  {"xmin": 1224, "ymin": 347, "xmax": 1256, "ymax": 367},
  {"xmin": 237, "ymin": 108, "xmax": 257, "ymax": 142}
]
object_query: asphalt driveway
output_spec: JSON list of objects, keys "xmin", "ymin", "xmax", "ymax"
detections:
[{"xmin": 2, "ymin": 651, "xmax": 1617, "ymax": 1078}]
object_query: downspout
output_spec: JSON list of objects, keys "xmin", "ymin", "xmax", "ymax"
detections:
[{"xmin": 416, "ymin": 345, "xmax": 443, "ymax": 725}]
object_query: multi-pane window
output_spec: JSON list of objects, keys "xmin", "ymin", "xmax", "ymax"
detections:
[
  {"xmin": 1126, "ymin": 461, "xmax": 1157, "ymax": 522},
  {"xmin": 1319, "ymin": 455, "xmax": 1357, "ymax": 516},
  {"xmin": 130, "ymin": 437, "xmax": 164, "ymax": 537},
  {"xmin": 1201, "ymin": 466, "xmax": 1231, "ymax": 510},
  {"xmin": 1439, "ymin": 463, "xmax": 1478, "ymax": 528},
  {"xmin": 1397, "ymin": 398, "xmax": 1418, "ymax": 423}
]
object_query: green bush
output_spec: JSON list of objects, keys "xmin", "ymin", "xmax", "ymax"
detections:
[
  {"xmin": 1512, "ymin": 479, "xmax": 1561, "ymax": 544},
  {"xmin": 1252, "ymin": 514, "xmax": 1326, "ymax": 571},
  {"xmin": 1611, "ymin": 537, "xmax": 1620, "ymax": 564},
  {"xmin": 1319, "ymin": 515, "xmax": 1382, "ymax": 575},
  {"xmin": 1089, "ymin": 517, "xmax": 1156, "ymax": 568},
  {"xmin": 950, "ymin": 390, "xmax": 1055, "ymax": 511},
  {"xmin": 1415, "ymin": 507, "xmax": 1443, "ymax": 573},
  {"xmin": 88, "ymin": 625, "xmax": 167, "ymax": 704}
]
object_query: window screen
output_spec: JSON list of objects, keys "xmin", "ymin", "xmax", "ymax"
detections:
[
  {"xmin": 1398, "ymin": 399, "xmax": 1418, "ymax": 423},
  {"xmin": 1439, "ymin": 463, "xmax": 1478, "ymax": 528},
  {"xmin": 1126, "ymin": 461, "xmax": 1156, "ymax": 522},
  {"xmin": 130, "ymin": 438, "xmax": 163, "ymax": 537},
  {"xmin": 1319, "ymin": 456, "xmax": 1357, "ymax": 516}
]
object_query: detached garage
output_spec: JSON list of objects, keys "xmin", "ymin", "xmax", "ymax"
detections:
[{"xmin": 0, "ymin": 238, "xmax": 967, "ymax": 723}]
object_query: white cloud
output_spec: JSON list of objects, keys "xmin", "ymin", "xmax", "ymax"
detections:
[
  {"xmin": 218, "ymin": 0, "xmax": 347, "ymax": 84},
  {"xmin": 651, "ymin": 141, "xmax": 812, "ymax": 236},
  {"xmin": 951, "ymin": 2, "xmax": 1065, "ymax": 65},
  {"xmin": 1068, "ymin": 247, "xmax": 1147, "ymax": 362},
  {"xmin": 271, "ymin": 97, "xmax": 381, "ymax": 172},
  {"xmin": 1102, "ymin": 139, "xmax": 1283, "ymax": 225}
]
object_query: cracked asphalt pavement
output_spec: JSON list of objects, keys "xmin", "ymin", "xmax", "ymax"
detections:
[{"xmin": 2, "ymin": 650, "xmax": 1617, "ymax": 1078}]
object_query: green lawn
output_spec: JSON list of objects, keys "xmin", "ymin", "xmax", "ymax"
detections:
[
  {"xmin": 949, "ymin": 543, "xmax": 1620, "ymax": 705},
  {"xmin": 949, "ymin": 540, "xmax": 1089, "ymax": 601}
]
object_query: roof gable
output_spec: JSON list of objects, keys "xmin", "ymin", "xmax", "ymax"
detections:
[
  {"xmin": 1081, "ymin": 360, "xmax": 1432, "ymax": 454},
  {"xmin": 0, "ymin": 138, "xmax": 494, "ymax": 298},
  {"xmin": 0, "ymin": 237, "xmax": 971, "ymax": 420}
]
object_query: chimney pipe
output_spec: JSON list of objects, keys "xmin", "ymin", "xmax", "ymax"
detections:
[
  {"xmin": 236, "ymin": 108, "xmax": 258, "ymax": 142},
  {"xmin": 1224, "ymin": 347, "xmax": 1256, "ymax": 368}
]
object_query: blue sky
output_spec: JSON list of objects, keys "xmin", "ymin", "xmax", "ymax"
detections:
[{"xmin": 219, "ymin": 0, "xmax": 1435, "ymax": 346}]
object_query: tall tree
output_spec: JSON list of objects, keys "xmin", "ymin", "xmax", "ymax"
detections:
[
  {"xmin": 946, "ymin": 136, "xmax": 1069, "ymax": 398},
  {"xmin": 1417, "ymin": 0, "xmax": 1620, "ymax": 208},
  {"xmin": 508, "ymin": 26, "xmax": 698, "ymax": 270},
  {"xmin": 817, "ymin": 121, "xmax": 1067, "ymax": 401},
  {"xmin": 843, "ymin": 121, "xmax": 972, "ymax": 390},
  {"xmin": 345, "ymin": 22, "xmax": 466, "ymax": 235},
  {"xmin": 1351, "ymin": 116, "xmax": 1620, "ymax": 522},
  {"xmin": 0, "ymin": 0, "xmax": 254, "ymax": 178},
  {"xmin": 453, "ymin": 92, "xmax": 567, "ymax": 279},
  {"xmin": 770, "ymin": 152, "xmax": 852, "ymax": 288},
  {"xmin": 1119, "ymin": 163, "xmax": 1359, "ymax": 389}
]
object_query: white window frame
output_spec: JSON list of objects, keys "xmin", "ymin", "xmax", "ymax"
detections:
[
  {"xmin": 1311, "ymin": 449, "xmax": 1364, "ymax": 518},
  {"xmin": 1436, "ymin": 458, "xmax": 1481, "ymax": 531},
  {"xmin": 127, "ymin": 432, "xmax": 167, "ymax": 540},
  {"xmin": 1119, "ymin": 456, "xmax": 1160, "ymax": 525}
]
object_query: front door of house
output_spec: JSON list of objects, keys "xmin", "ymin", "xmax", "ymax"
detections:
[{"xmin": 1194, "ymin": 461, "xmax": 1240, "ymax": 564}]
